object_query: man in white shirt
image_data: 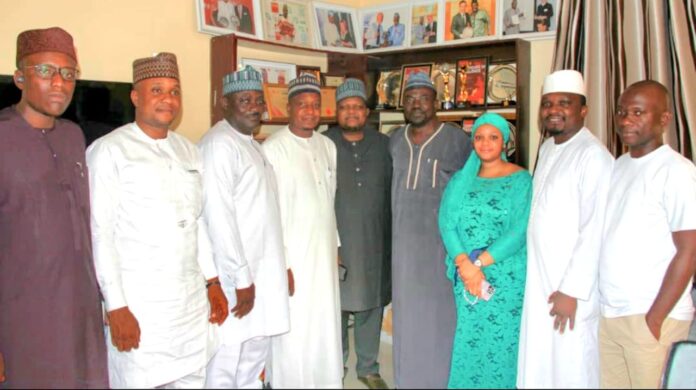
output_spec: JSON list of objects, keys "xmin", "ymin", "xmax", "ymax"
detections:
[
  {"xmin": 87, "ymin": 52, "xmax": 228, "ymax": 388},
  {"xmin": 262, "ymin": 75, "xmax": 343, "ymax": 388},
  {"xmin": 323, "ymin": 12, "xmax": 341, "ymax": 47},
  {"xmin": 598, "ymin": 80, "xmax": 696, "ymax": 388},
  {"xmin": 503, "ymin": 0, "xmax": 524, "ymax": 35},
  {"xmin": 517, "ymin": 70, "xmax": 614, "ymax": 388},
  {"xmin": 200, "ymin": 66, "xmax": 290, "ymax": 389}
]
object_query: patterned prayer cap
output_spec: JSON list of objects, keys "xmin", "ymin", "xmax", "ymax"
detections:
[
  {"xmin": 132, "ymin": 52, "xmax": 179, "ymax": 84},
  {"xmin": 223, "ymin": 65, "xmax": 263, "ymax": 96},
  {"xmin": 404, "ymin": 71, "xmax": 436, "ymax": 93},
  {"xmin": 336, "ymin": 78, "xmax": 367, "ymax": 103},
  {"xmin": 288, "ymin": 74, "xmax": 321, "ymax": 100},
  {"xmin": 16, "ymin": 27, "xmax": 77, "ymax": 66}
]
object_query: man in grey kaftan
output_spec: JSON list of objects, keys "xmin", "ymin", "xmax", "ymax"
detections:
[
  {"xmin": 324, "ymin": 79, "xmax": 391, "ymax": 389},
  {"xmin": 389, "ymin": 73, "xmax": 471, "ymax": 388}
]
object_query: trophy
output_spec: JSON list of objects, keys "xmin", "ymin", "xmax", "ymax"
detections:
[
  {"xmin": 376, "ymin": 71, "xmax": 390, "ymax": 109},
  {"xmin": 434, "ymin": 63, "xmax": 455, "ymax": 110},
  {"xmin": 456, "ymin": 65, "xmax": 469, "ymax": 108}
]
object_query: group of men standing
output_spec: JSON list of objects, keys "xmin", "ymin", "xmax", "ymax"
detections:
[{"xmin": 1, "ymin": 25, "xmax": 694, "ymax": 390}]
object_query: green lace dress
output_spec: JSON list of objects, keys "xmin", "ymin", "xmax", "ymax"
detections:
[{"xmin": 439, "ymin": 169, "xmax": 532, "ymax": 389}]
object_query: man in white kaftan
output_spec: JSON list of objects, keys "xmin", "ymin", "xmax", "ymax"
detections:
[
  {"xmin": 87, "ymin": 53, "xmax": 228, "ymax": 388},
  {"xmin": 262, "ymin": 75, "xmax": 343, "ymax": 388},
  {"xmin": 200, "ymin": 66, "xmax": 290, "ymax": 389},
  {"xmin": 517, "ymin": 70, "xmax": 614, "ymax": 388}
]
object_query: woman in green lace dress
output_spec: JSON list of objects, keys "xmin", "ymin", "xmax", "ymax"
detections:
[{"xmin": 439, "ymin": 113, "xmax": 532, "ymax": 388}]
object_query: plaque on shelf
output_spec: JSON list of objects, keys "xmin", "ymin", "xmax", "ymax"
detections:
[
  {"xmin": 432, "ymin": 63, "xmax": 456, "ymax": 110},
  {"xmin": 454, "ymin": 57, "xmax": 488, "ymax": 108},
  {"xmin": 487, "ymin": 63, "xmax": 517, "ymax": 106},
  {"xmin": 376, "ymin": 70, "xmax": 402, "ymax": 109}
]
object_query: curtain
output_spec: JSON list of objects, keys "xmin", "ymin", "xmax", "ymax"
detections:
[{"xmin": 551, "ymin": 0, "xmax": 696, "ymax": 160}]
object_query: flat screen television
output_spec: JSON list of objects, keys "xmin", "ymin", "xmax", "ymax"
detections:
[{"xmin": 0, "ymin": 75, "xmax": 135, "ymax": 146}]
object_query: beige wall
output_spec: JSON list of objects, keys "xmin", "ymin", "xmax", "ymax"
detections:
[
  {"xmin": 524, "ymin": 39, "xmax": 556, "ymax": 170},
  {"xmin": 1, "ymin": 0, "xmax": 555, "ymax": 149},
  {"xmin": 0, "ymin": 0, "xmax": 352, "ymax": 142}
]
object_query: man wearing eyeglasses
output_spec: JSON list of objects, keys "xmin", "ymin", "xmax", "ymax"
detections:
[
  {"xmin": 199, "ymin": 66, "xmax": 290, "ymax": 388},
  {"xmin": 324, "ymin": 79, "xmax": 391, "ymax": 389},
  {"xmin": 0, "ymin": 27, "xmax": 108, "ymax": 388}
]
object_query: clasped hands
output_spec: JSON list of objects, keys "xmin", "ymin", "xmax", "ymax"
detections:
[{"xmin": 455, "ymin": 254, "xmax": 485, "ymax": 297}]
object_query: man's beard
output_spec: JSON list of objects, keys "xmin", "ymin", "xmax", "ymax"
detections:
[{"xmin": 340, "ymin": 125, "xmax": 362, "ymax": 132}]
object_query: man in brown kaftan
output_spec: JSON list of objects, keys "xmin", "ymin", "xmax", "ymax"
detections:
[{"xmin": 0, "ymin": 27, "xmax": 108, "ymax": 388}]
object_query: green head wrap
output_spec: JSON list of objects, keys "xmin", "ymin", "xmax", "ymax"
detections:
[{"xmin": 459, "ymin": 112, "xmax": 511, "ymax": 186}]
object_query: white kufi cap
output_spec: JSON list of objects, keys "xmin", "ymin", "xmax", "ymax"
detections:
[{"xmin": 542, "ymin": 69, "xmax": 586, "ymax": 97}]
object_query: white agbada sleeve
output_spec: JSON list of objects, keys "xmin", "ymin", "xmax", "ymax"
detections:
[
  {"xmin": 196, "ymin": 216, "xmax": 218, "ymax": 281},
  {"xmin": 200, "ymin": 140, "xmax": 253, "ymax": 288},
  {"xmin": 558, "ymin": 147, "xmax": 613, "ymax": 301},
  {"xmin": 87, "ymin": 140, "xmax": 127, "ymax": 311},
  {"xmin": 263, "ymin": 137, "xmax": 293, "ymax": 270}
]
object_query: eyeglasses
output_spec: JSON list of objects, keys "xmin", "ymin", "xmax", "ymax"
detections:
[
  {"xmin": 236, "ymin": 97, "xmax": 266, "ymax": 107},
  {"xmin": 22, "ymin": 64, "xmax": 80, "ymax": 81}
]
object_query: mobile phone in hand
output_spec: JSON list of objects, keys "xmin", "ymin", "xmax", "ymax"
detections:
[
  {"xmin": 480, "ymin": 280, "xmax": 495, "ymax": 301},
  {"xmin": 338, "ymin": 264, "xmax": 348, "ymax": 281}
]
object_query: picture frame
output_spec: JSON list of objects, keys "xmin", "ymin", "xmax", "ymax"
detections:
[
  {"xmin": 379, "ymin": 120, "xmax": 405, "ymax": 136},
  {"xmin": 410, "ymin": 1, "xmax": 439, "ymax": 47},
  {"xmin": 320, "ymin": 87, "xmax": 337, "ymax": 120},
  {"xmin": 486, "ymin": 62, "xmax": 517, "ymax": 105},
  {"xmin": 359, "ymin": 4, "xmax": 411, "ymax": 51},
  {"xmin": 398, "ymin": 63, "xmax": 433, "ymax": 108},
  {"xmin": 501, "ymin": 0, "xmax": 558, "ymax": 36},
  {"xmin": 444, "ymin": 0, "xmax": 497, "ymax": 42},
  {"xmin": 312, "ymin": 2, "xmax": 361, "ymax": 51},
  {"xmin": 323, "ymin": 75, "xmax": 345, "ymax": 88},
  {"xmin": 262, "ymin": 83, "xmax": 289, "ymax": 121},
  {"xmin": 375, "ymin": 69, "xmax": 402, "ymax": 109},
  {"xmin": 196, "ymin": 0, "xmax": 261, "ymax": 38},
  {"xmin": 296, "ymin": 65, "xmax": 321, "ymax": 82},
  {"xmin": 260, "ymin": 0, "xmax": 314, "ymax": 48},
  {"xmin": 454, "ymin": 57, "xmax": 488, "ymax": 107},
  {"xmin": 240, "ymin": 58, "xmax": 296, "ymax": 85}
]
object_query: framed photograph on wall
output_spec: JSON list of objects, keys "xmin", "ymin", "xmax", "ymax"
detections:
[
  {"xmin": 444, "ymin": 0, "xmax": 497, "ymax": 42},
  {"xmin": 196, "ymin": 0, "xmax": 261, "ymax": 38},
  {"xmin": 410, "ymin": 1, "xmax": 438, "ymax": 46},
  {"xmin": 398, "ymin": 63, "xmax": 433, "ymax": 108},
  {"xmin": 455, "ymin": 57, "xmax": 488, "ymax": 107},
  {"xmin": 260, "ymin": 0, "xmax": 314, "ymax": 47},
  {"xmin": 359, "ymin": 5, "xmax": 410, "ymax": 51},
  {"xmin": 312, "ymin": 2, "xmax": 361, "ymax": 51},
  {"xmin": 262, "ymin": 83, "xmax": 289, "ymax": 121},
  {"xmin": 241, "ymin": 58, "xmax": 296, "ymax": 85}
]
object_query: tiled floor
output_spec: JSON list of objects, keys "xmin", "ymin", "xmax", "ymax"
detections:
[{"xmin": 343, "ymin": 332, "xmax": 394, "ymax": 389}]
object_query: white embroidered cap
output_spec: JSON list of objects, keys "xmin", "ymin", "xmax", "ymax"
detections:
[{"xmin": 542, "ymin": 69, "xmax": 586, "ymax": 97}]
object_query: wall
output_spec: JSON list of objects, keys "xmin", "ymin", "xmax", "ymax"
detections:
[
  {"xmin": 0, "ymin": 0, "xmax": 353, "ymax": 142},
  {"xmin": 1, "ymin": 0, "xmax": 555, "ymax": 150}
]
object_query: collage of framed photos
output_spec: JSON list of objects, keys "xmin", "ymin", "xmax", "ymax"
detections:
[{"xmin": 196, "ymin": 0, "xmax": 559, "ymax": 52}]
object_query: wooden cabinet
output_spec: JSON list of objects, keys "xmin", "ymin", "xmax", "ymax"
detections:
[{"xmin": 210, "ymin": 34, "xmax": 526, "ymax": 165}]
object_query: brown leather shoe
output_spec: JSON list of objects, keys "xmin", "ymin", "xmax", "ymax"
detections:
[{"xmin": 358, "ymin": 373, "xmax": 389, "ymax": 389}]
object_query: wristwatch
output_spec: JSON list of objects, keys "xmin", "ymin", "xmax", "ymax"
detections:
[{"xmin": 473, "ymin": 258, "xmax": 483, "ymax": 268}]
